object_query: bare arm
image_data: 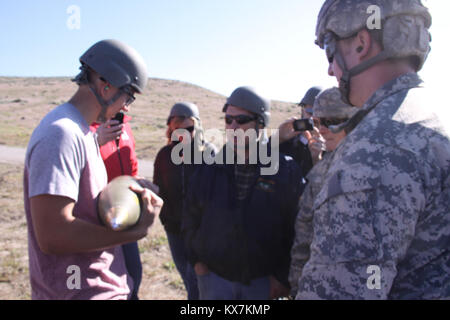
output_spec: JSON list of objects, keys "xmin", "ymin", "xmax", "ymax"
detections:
[{"xmin": 30, "ymin": 185, "xmax": 162, "ymax": 255}]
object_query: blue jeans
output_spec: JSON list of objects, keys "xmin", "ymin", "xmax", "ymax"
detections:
[
  {"xmin": 197, "ymin": 271, "xmax": 270, "ymax": 300},
  {"xmin": 122, "ymin": 242, "xmax": 142, "ymax": 300},
  {"xmin": 166, "ymin": 232, "xmax": 199, "ymax": 300}
]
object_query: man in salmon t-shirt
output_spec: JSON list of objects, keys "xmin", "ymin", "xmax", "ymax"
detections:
[{"xmin": 23, "ymin": 39, "xmax": 162, "ymax": 300}]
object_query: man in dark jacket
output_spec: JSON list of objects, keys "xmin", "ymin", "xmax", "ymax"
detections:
[{"xmin": 182, "ymin": 86, "xmax": 306, "ymax": 300}]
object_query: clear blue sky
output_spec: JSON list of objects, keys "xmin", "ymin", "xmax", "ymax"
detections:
[{"xmin": 0, "ymin": 0, "xmax": 448, "ymax": 119}]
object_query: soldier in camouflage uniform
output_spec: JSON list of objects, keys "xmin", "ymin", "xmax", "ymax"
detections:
[
  {"xmin": 289, "ymin": 87, "xmax": 357, "ymax": 295},
  {"xmin": 290, "ymin": 0, "xmax": 450, "ymax": 299}
]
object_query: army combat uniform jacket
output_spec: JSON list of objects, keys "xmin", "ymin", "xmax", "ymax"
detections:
[{"xmin": 290, "ymin": 73, "xmax": 450, "ymax": 299}]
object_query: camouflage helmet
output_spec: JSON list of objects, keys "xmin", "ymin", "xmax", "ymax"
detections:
[
  {"xmin": 167, "ymin": 102, "xmax": 200, "ymax": 124},
  {"xmin": 223, "ymin": 86, "xmax": 271, "ymax": 127},
  {"xmin": 77, "ymin": 39, "xmax": 148, "ymax": 93},
  {"xmin": 313, "ymin": 87, "xmax": 358, "ymax": 119},
  {"xmin": 315, "ymin": 0, "xmax": 431, "ymax": 104},
  {"xmin": 316, "ymin": 0, "xmax": 431, "ymax": 71}
]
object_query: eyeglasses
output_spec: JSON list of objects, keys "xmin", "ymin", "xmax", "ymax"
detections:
[
  {"xmin": 323, "ymin": 33, "xmax": 337, "ymax": 64},
  {"xmin": 323, "ymin": 31, "xmax": 359, "ymax": 64},
  {"xmin": 225, "ymin": 114, "xmax": 257, "ymax": 125},
  {"xmin": 183, "ymin": 126, "xmax": 195, "ymax": 133},
  {"xmin": 120, "ymin": 87, "xmax": 136, "ymax": 106},
  {"xmin": 319, "ymin": 117, "xmax": 348, "ymax": 129}
]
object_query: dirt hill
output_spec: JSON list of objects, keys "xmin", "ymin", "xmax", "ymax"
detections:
[{"xmin": 0, "ymin": 77, "xmax": 300, "ymax": 160}]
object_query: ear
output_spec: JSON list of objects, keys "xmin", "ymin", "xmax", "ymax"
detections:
[
  {"xmin": 355, "ymin": 29, "xmax": 372, "ymax": 59},
  {"xmin": 99, "ymin": 81, "xmax": 112, "ymax": 98}
]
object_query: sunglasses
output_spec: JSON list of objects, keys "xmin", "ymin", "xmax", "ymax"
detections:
[
  {"xmin": 323, "ymin": 32, "xmax": 359, "ymax": 64},
  {"xmin": 225, "ymin": 114, "xmax": 257, "ymax": 125},
  {"xmin": 324, "ymin": 33, "xmax": 337, "ymax": 64},
  {"xmin": 120, "ymin": 87, "xmax": 136, "ymax": 106},
  {"xmin": 319, "ymin": 117, "xmax": 348, "ymax": 129}
]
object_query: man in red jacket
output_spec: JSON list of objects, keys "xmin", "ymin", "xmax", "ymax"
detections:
[
  {"xmin": 90, "ymin": 114, "xmax": 138, "ymax": 181},
  {"xmin": 90, "ymin": 113, "xmax": 141, "ymax": 300}
]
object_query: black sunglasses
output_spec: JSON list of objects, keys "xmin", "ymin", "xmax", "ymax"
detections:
[
  {"xmin": 225, "ymin": 114, "xmax": 257, "ymax": 125},
  {"xmin": 120, "ymin": 87, "xmax": 136, "ymax": 106},
  {"xmin": 319, "ymin": 117, "xmax": 348, "ymax": 129}
]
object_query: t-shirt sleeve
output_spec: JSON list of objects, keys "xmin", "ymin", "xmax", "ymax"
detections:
[{"xmin": 27, "ymin": 124, "xmax": 86, "ymax": 202}]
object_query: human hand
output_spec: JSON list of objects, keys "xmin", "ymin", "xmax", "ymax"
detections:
[
  {"xmin": 306, "ymin": 127, "xmax": 325, "ymax": 164},
  {"xmin": 278, "ymin": 117, "xmax": 302, "ymax": 144},
  {"xmin": 96, "ymin": 120, "xmax": 123, "ymax": 146},
  {"xmin": 128, "ymin": 184, "xmax": 163, "ymax": 238},
  {"xmin": 194, "ymin": 262, "xmax": 210, "ymax": 276},
  {"xmin": 269, "ymin": 276, "xmax": 290, "ymax": 300},
  {"xmin": 135, "ymin": 176, "xmax": 160, "ymax": 195}
]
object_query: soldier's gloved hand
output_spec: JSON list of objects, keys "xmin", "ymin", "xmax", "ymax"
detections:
[{"xmin": 96, "ymin": 119, "xmax": 123, "ymax": 146}]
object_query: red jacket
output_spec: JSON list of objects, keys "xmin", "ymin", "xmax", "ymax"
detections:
[{"xmin": 90, "ymin": 115, "xmax": 138, "ymax": 182}]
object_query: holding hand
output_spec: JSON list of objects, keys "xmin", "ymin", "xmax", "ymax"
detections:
[
  {"xmin": 96, "ymin": 119, "xmax": 123, "ymax": 146},
  {"xmin": 128, "ymin": 184, "xmax": 163, "ymax": 238},
  {"xmin": 278, "ymin": 117, "xmax": 302, "ymax": 144},
  {"xmin": 305, "ymin": 127, "xmax": 325, "ymax": 165},
  {"xmin": 269, "ymin": 276, "xmax": 290, "ymax": 300},
  {"xmin": 135, "ymin": 176, "xmax": 160, "ymax": 195}
]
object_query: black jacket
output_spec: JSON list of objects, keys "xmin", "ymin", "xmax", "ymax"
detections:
[
  {"xmin": 182, "ymin": 146, "xmax": 306, "ymax": 286},
  {"xmin": 279, "ymin": 135, "xmax": 313, "ymax": 176}
]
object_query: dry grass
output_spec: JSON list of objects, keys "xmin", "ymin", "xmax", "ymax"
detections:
[
  {"xmin": 0, "ymin": 77, "xmax": 298, "ymax": 160},
  {"xmin": 0, "ymin": 76, "xmax": 299, "ymax": 300},
  {"xmin": 0, "ymin": 163, "xmax": 31, "ymax": 300}
]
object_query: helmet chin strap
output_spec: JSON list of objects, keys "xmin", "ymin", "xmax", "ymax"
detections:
[
  {"xmin": 88, "ymin": 86, "xmax": 123, "ymax": 123},
  {"xmin": 331, "ymin": 47, "xmax": 392, "ymax": 134},
  {"xmin": 336, "ymin": 45, "xmax": 391, "ymax": 105}
]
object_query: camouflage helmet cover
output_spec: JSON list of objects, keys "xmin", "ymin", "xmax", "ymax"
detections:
[
  {"xmin": 313, "ymin": 87, "xmax": 358, "ymax": 118},
  {"xmin": 315, "ymin": 0, "xmax": 432, "ymax": 71}
]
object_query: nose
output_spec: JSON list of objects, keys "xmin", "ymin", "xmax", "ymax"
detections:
[
  {"xmin": 226, "ymin": 119, "xmax": 240, "ymax": 130},
  {"xmin": 319, "ymin": 124, "xmax": 329, "ymax": 135},
  {"xmin": 328, "ymin": 63, "xmax": 334, "ymax": 76}
]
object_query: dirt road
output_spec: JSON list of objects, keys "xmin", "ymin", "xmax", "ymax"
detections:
[{"xmin": 0, "ymin": 144, "xmax": 154, "ymax": 178}]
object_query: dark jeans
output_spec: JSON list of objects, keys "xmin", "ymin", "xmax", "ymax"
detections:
[
  {"xmin": 197, "ymin": 271, "xmax": 270, "ymax": 300},
  {"xmin": 166, "ymin": 231, "xmax": 199, "ymax": 300},
  {"xmin": 122, "ymin": 241, "xmax": 142, "ymax": 300}
]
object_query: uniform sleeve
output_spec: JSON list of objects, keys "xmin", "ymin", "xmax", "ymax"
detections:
[
  {"xmin": 288, "ymin": 182, "xmax": 315, "ymax": 296},
  {"xmin": 295, "ymin": 148, "xmax": 425, "ymax": 299},
  {"xmin": 289, "ymin": 156, "xmax": 332, "ymax": 295}
]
